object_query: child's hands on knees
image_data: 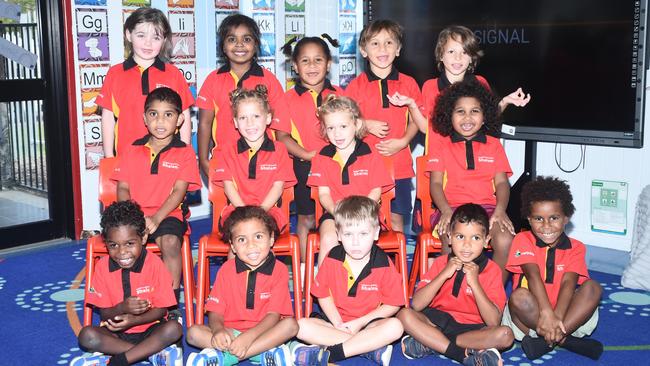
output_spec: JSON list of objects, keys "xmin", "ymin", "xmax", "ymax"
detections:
[
  {"xmin": 122, "ymin": 296, "xmax": 151, "ymax": 315},
  {"xmin": 489, "ymin": 209, "xmax": 515, "ymax": 235},
  {"xmin": 364, "ymin": 119, "xmax": 390, "ymax": 139},
  {"xmin": 228, "ymin": 332, "xmax": 255, "ymax": 359},
  {"xmin": 442, "ymin": 256, "xmax": 464, "ymax": 279},
  {"xmin": 211, "ymin": 329, "xmax": 233, "ymax": 351},
  {"xmin": 145, "ymin": 216, "xmax": 161, "ymax": 235},
  {"xmin": 340, "ymin": 318, "xmax": 364, "ymax": 334},
  {"xmin": 105, "ymin": 314, "xmax": 135, "ymax": 332}
]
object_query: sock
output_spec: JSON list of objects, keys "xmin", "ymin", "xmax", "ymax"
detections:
[
  {"xmin": 443, "ymin": 342, "xmax": 466, "ymax": 363},
  {"xmin": 521, "ymin": 335, "xmax": 554, "ymax": 360},
  {"xmin": 107, "ymin": 353, "xmax": 128, "ymax": 366},
  {"xmin": 326, "ymin": 343, "xmax": 346, "ymax": 362},
  {"xmin": 174, "ymin": 288, "xmax": 181, "ymax": 303},
  {"xmin": 561, "ymin": 336, "xmax": 603, "ymax": 360}
]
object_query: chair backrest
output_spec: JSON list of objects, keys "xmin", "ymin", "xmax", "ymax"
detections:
[
  {"xmin": 415, "ymin": 155, "xmax": 435, "ymax": 232},
  {"xmin": 99, "ymin": 157, "xmax": 119, "ymax": 209}
]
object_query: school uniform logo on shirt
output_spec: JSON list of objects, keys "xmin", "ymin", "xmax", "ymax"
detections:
[
  {"xmin": 207, "ymin": 295, "xmax": 219, "ymax": 304},
  {"xmin": 260, "ymin": 164, "xmax": 278, "ymax": 171},
  {"xmin": 161, "ymin": 161, "xmax": 180, "ymax": 170},
  {"xmin": 514, "ymin": 250, "xmax": 534, "ymax": 257},
  {"xmin": 135, "ymin": 285, "xmax": 153, "ymax": 295},
  {"xmin": 428, "ymin": 158, "xmax": 439, "ymax": 163},
  {"xmin": 477, "ymin": 156, "xmax": 495, "ymax": 163},
  {"xmin": 155, "ymin": 83, "xmax": 171, "ymax": 89},
  {"xmin": 260, "ymin": 292, "xmax": 271, "ymax": 300},
  {"xmin": 308, "ymin": 172, "xmax": 321, "ymax": 178},
  {"xmin": 557, "ymin": 264, "xmax": 565, "ymax": 272},
  {"xmin": 360, "ymin": 283, "xmax": 379, "ymax": 292},
  {"xmin": 466, "ymin": 287, "xmax": 474, "ymax": 296},
  {"xmin": 352, "ymin": 169, "xmax": 369, "ymax": 177}
]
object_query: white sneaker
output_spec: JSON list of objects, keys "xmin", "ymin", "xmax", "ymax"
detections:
[{"xmin": 149, "ymin": 344, "xmax": 182, "ymax": 366}]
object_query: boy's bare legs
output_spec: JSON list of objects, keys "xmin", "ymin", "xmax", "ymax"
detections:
[
  {"xmin": 559, "ymin": 280, "xmax": 602, "ymax": 335},
  {"xmin": 78, "ymin": 321, "xmax": 182, "ymax": 363},
  {"xmin": 297, "ymin": 214, "xmax": 315, "ymax": 263},
  {"xmin": 390, "ymin": 213, "xmax": 404, "ymax": 233},
  {"xmin": 157, "ymin": 234, "xmax": 182, "ymax": 290},
  {"xmin": 186, "ymin": 319, "xmax": 298, "ymax": 358},
  {"xmin": 317, "ymin": 219, "xmax": 338, "ymax": 266},
  {"xmin": 297, "ymin": 317, "xmax": 403, "ymax": 358},
  {"xmin": 488, "ymin": 226, "xmax": 513, "ymax": 284}
]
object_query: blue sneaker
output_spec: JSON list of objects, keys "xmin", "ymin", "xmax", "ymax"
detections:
[
  {"xmin": 360, "ymin": 344, "xmax": 393, "ymax": 366},
  {"xmin": 401, "ymin": 335, "xmax": 436, "ymax": 359},
  {"xmin": 260, "ymin": 344, "xmax": 291, "ymax": 366},
  {"xmin": 148, "ymin": 344, "xmax": 182, "ymax": 366},
  {"xmin": 69, "ymin": 353, "xmax": 110, "ymax": 366},
  {"xmin": 186, "ymin": 348, "xmax": 223, "ymax": 366},
  {"xmin": 462, "ymin": 348, "xmax": 501, "ymax": 366},
  {"xmin": 289, "ymin": 341, "xmax": 330, "ymax": 366}
]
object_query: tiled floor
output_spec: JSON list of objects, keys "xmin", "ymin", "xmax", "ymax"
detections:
[{"xmin": 0, "ymin": 189, "xmax": 48, "ymax": 227}]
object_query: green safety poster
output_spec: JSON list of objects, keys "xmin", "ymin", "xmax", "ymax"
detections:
[{"xmin": 591, "ymin": 180, "xmax": 628, "ymax": 235}]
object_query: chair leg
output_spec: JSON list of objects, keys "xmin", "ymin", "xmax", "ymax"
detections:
[
  {"xmin": 181, "ymin": 236, "xmax": 195, "ymax": 328},
  {"xmin": 304, "ymin": 233, "xmax": 317, "ymax": 316},
  {"xmin": 288, "ymin": 235, "xmax": 303, "ymax": 319},
  {"xmin": 195, "ymin": 236, "xmax": 209, "ymax": 325},
  {"xmin": 408, "ymin": 239, "xmax": 422, "ymax": 298},
  {"xmin": 83, "ymin": 238, "xmax": 97, "ymax": 327}
]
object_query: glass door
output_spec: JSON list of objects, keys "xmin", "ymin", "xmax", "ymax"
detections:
[{"xmin": 0, "ymin": 0, "xmax": 74, "ymax": 248}]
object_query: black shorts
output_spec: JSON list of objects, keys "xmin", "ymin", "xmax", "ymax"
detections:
[
  {"xmin": 147, "ymin": 217, "xmax": 187, "ymax": 243},
  {"xmin": 317, "ymin": 212, "xmax": 334, "ymax": 227},
  {"xmin": 116, "ymin": 319, "xmax": 166, "ymax": 344},
  {"xmin": 293, "ymin": 158, "xmax": 315, "ymax": 215},
  {"xmin": 422, "ymin": 308, "xmax": 485, "ymax": 342},
  {"xmin": 309, "ymin": 311, "xmax": 383, "ymax": 330},
  {"xmin": 390, "ymin": 178, "xmax": 414, "ymax": 216}
]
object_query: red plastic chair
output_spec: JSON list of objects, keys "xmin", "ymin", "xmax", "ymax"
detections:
[
  {"xmin": 303, "ymin": 157, "xmax": 409, "ymax": 315},
  {"xmin": 83, "ymin": 157, "xmax": 196, "ymax": 328},
  {"xmin": 407, "ymin": 156, "xmax": 443, "ymax": 298},
  {"xmin": 194, "ymin": 157, "xmax": 303, "ymax": 325}
]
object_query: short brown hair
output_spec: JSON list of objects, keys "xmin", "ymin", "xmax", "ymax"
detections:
[
  {"xmin": 124, "ymin": 7, "xmax": 172, "ymax": 61},
  {"xmin": 317, "ymin": 95, "xmax": 366, "ymax": 139},
  {"xmin": 334, "ymin": 195, "xmax": 380, "ymax": 231},
  {"xmin": 435, "ymin": 25, "xmax": 483, "ymax": 73},
  {"xmin": 359, "ymin": 19, "xmax": 403, "ymax": 49}
]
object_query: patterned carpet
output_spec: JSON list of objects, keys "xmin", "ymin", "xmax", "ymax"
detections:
[{"xmin": 2, "ymin": 217, "xmax": 650, "ymax": 366}]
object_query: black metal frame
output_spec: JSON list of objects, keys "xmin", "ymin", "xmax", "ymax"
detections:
[{"xmin": 0, "ymin": 0, "xmax": 75, "ymax": 249}]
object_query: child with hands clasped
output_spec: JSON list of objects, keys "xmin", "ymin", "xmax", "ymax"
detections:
[
  {"xmin": 98, "ymin": 7, "xmax": 194, "ymax": 157},
  {"xmin": 502, "ymin": 176, "xmax": 603, "ymax": 361},
  {"xmin": 186, "ymin": 206, "xmax": 298, "ymax": 366},
  {"xmin": 112, "ymin": 87, "xmax": 201, "ymax": 304},
  {"xmin": 427, "ymin": 80, "xmax": 514, "ymax": 283},
  {"xmin": 419, "ymin": 25, "xmax": 530, "ymax": 154},
  {"xmin": 196, "ymin": 13, "xmax": 293, "ymax": 177},
  {"xmin": 306, "ymin": 96, "xmax": 393, "ymax": 265},
  {"xmin": 282, "ymin": 35, "xmax": 343, "ymax": 264},
  {"xmin": 345, "ymin": 19, "xmax": 427, "ymax": 232},
  {"xmin": 398, "ymin": 204, "xmax": 513, "ymax": 366},
  {"xmin": 73, "ymin": 200, "xmax": 182, "ymax": 366},
  {"xmin": 294, "ymin": 196, "xmax": 405, "ymax": 366},
  {"xmin": 212, "ymin": 86, "xmax": 296, "ymax": 232}
]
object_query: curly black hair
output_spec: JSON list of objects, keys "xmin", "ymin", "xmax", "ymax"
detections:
[
  {"xmin": 100, "ymin": 200, "xmax": 146, "ymax": 239},
  {"xmin": 520, "ymin": 176, "xmax": 575, "ymax": 219},
  {"xmin": 450, "ymin": 203, "xmax": 489, "ymax": 235},
  {"xmin": 221, "ymin": 206, "xmax": 280, "ymax": 244},
  {"xmin": 433, "ymin": 80, "xmax": 501, "ymax": 138}
]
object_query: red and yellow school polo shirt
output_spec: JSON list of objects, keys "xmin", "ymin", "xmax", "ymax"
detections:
[
  {"xmin": 212, "ymin": 135, "xmax": 296, "ymax": 202},
  {"xmin": 422, "ymin": 74, "xmax": 490, "ymax": 155},
  {"xmin": 312, "ymin": 245, "xmax": 405, "ymax": 322},
  {"xmin": 196, "ymin": 62, "xmax": 291, "ymax": 149},
  {"xmin": 86, "ymin": 249, "xmax": 177, "ymax": 333},
  {"xmin": 507, "ymin": 231, "xmax": 589, "ymax": 308},
  {"xmin": 307, "ymin": 140, "xmax": 394, "ymax": 204},
  {"xmin": 205, "ymin": 254, "xmax": 293, "ymax": 331},
  {"xmin": 425, "ymin": 131, "xmax": 512, "ymax": 207},
  {"xmin": 418, "ymin": 253, "xmax": 506, "ymax": 324},
  {"xmin": 285, "ymin": 79, "xmax": 343, "ymax": 153},
  {"xmin": 344, "ymin": 67, "xmax": 424, "ymax": 180},
  {"xmin": 97, "ymin": 57, "xmax": 194, "ymax": 156},
  {"xmin": 112, "ymin": 135, "xmax": 202, "ymax": 221}
]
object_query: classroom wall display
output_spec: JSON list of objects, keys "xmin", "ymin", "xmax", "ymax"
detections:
[{"xmin": 69, "ymin": 0, "xmax": 362, "ymax": 230}]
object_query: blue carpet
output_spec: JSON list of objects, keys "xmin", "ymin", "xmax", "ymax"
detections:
[{"xmin": 1, "ymin": 217, "xmax": 650, "ymax": 365}]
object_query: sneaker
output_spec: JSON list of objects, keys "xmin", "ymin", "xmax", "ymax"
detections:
[
  {"xmin": 260, "ymin": 344, "xmax": 292, "ymax": 366},
  {"xmin": 462, "ymin": 348, "xmax": 501, "ymax": 366},
  {"xmin": 186, "ymin": 348, "xmax": 223, "ymax": 366},
  {"xmin": 69, "ymin": 353, "xmax": 110, "ymax": 366},
  {"xmin": 360, "ymin": 344, "xmax": 393, "ymax": 366},
  {"xmin": 400, "ymin": 335, "xmax": 436, "ymax": 360},
  {"xmin": 149, "ymin": 344, "xmax": 182, "ymax": 366},
  {"xmin": 289, "ymin": 341, "xmax": 330, "ymax": 366}
]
